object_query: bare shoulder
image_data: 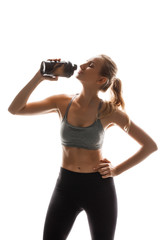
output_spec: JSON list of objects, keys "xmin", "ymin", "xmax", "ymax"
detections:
[
  {"xmin": 101, "ymin": 105, "xmax": 158, "ymax": 149},
  {"xmin": 53, "ymin": 93, "xmax": 76, "ymax": 120},
  {"xmin": 102, "ymin": 107, "xmax": 130, "ymax": 132},
  {"xmin": 110, "ymin": 108, "xmax": 158, "ymax": 148},
  {"xmin": 45, "ymin": 93, "xmax": 73, "ymax": 105},
  {"xmin": 111, "ymin": 108, "xmax": 130, "ymax": 129},
  {"xmin": 52, "ymin": 93, "xmax": 75, "ymax": 107}
]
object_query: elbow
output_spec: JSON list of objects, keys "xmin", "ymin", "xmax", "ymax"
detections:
[
  {"xmin": 150, "ymin": 141, "xmax": 158, "ymax": 152},
  {"xmin": 152, "ymin": 143, "xmax": 158, "ymax": 152},
  {"xmin": 8, "ymin": 107, "xmax": 16, "ymax": 115},
  {"xmin": 143, "ymin": 142, "xmax": 158, "ymax": 153}
]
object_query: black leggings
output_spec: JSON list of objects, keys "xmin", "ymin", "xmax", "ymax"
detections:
[{"xmin": 43, "ymin": 167, "xmax": 118, "ymax": 240}]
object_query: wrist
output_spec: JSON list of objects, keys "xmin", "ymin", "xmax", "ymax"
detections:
[
  {"xmin": 114, "ymin": 165, "xmax": 122, "ymax": 176},
  {"xmin": 34, "ymin": 70, "xmax": 44, "ymax": 82}
]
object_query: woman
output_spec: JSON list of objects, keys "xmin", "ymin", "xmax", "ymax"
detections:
[{"xmin": 8, "ymin": 54, "xmax": 158, "ymax": 240}]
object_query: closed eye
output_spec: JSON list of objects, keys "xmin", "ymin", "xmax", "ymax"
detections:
[
  {"xmin": 89, "ymin": 63, "xmax": 94, "ymax": 68},
  {"xmin": 86, "ymin": 60, "xmax": 95, "ymax": 68}
]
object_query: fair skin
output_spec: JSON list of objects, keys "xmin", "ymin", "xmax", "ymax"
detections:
[{"xmin": 8, "ymin": 56, "xmax": 158, "ymax": 178}]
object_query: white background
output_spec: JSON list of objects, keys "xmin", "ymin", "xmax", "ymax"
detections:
[{"xmin": 1, "ymin": 0, "xmax": 160, "ymax": 239}]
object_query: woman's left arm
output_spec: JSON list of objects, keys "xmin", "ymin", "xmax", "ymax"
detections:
[
  {"xmin": 112, "ymin": 109, "xmax": 158, "ymax": 176},
  {"xmin": 94, "ymin": 109, "xmax": 158, "ymax": 178}
]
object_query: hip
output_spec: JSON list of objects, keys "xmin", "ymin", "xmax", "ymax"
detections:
[{"xmin": 55, "ymin": 167, "xmax": 116, "ymax": 194}]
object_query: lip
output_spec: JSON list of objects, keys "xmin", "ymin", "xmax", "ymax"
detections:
[{"xmin": 78, "ymin": 70, "xmax": 83, "ymax": 74}]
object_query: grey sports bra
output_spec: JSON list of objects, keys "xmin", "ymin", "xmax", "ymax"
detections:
[{"xmin": 60, "ymin": 93, "xmax": 105, "ymax": 150}]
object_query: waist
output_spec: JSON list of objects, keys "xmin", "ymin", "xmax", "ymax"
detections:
[
  {"xmin": 61, "ymin": 145, "xmax": 103, "ymax": 173},
  {"xmin": 56, "ymin": 167, "xmax": 114, "ymax": 190}
]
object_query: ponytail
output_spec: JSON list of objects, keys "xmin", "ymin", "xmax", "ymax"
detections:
[
  {"xmin": 98, "ymin": 77, "xmax": 126, "ymax": 120},
  {"xmin": 110, "ymin": 77, "xmax": 125, "ymax": 110},
  {"xmin": 98, "ymin": 54, "xmax": 129, "ymax": 125},
  {"xmin": 109, "ymin": 77, "xmax": 130, "ymax": 133}
]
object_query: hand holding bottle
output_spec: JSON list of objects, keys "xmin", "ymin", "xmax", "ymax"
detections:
[
  {"xmin": 38, "ymin": 58, "xmax": 61, "ymax": 81},
  {"xmin": 40, "ymin": 58, "xmax": 77, "ymax": 78}
]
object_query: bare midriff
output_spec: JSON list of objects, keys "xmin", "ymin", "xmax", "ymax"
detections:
[{"xmin": 61, "ymin": 145, "xmax": 104, "ymax": 173}]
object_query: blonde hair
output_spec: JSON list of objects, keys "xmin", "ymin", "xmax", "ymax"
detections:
[{"xmin": 98, "ymin": 54, "xmax": 130, "ymax": 132}]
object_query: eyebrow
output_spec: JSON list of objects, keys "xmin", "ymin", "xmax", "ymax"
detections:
[{"xmin": 86, "ymin": 60, "xmax": 95, "ymax": 64}]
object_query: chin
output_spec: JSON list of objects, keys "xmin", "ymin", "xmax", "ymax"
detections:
[{"xmin": 75, "ymin": 74, "xmax": 81, "ymax": 80}]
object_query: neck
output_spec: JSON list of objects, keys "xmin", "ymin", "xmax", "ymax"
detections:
[{"xmin": 77, "ymin": 88, "xmax": 99, "ymax": 107}]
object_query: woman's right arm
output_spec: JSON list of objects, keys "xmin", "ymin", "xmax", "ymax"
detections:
[{"xmin": 8, "ymin": 69, "xmax": 60, "ymax": 115}]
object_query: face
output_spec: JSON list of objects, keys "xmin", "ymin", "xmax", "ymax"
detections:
[{"xmin": 76, "ymin": 56, "xmax": 107, "ymax": 88}]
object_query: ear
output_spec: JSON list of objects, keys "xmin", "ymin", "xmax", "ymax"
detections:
[{"xmin": 98, "ymin": 77, "xmax": 108, "ymax": 85}]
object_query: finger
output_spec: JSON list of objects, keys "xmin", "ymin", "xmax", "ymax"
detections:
[
  {"xmin": 93, "ymin": 163, "xmax": 109, "ymax": 171},
  {"xmin": 44, "ymin": 76, "xmax": 58, "ymax": 81},
  {"xmin": 47, "ymin": 58, "xmax": 61, "ymax": 62},
  {"xmin": 99, "ymin": 163, "xmax": 110, "ymax": 169},
  {"xmin": 98, "ymin": 166, "xmax": 108, "ymax": 172},
  {"xmin": 99, "ymin": 167, "xmax": 110, "ymax": 175},
  {"xmin": 102, "ymin": 174, "xmax": 111, "ymax": 179},
  {"xmin": 93, "ymin": 164, "xmax": 104, "ymax": 171},
  {"xmin": 100, "ymin": 170, "xmax": 109, "ymax": 176},
  {"xmin": 100, "ymin": 158, "xmax": 110, "ymax": 162},
  {"xmin": 100, "ymin": 167, "xmax": 109, "ymax": 172},
  {"xmin": 100, "ymin": 158, "xmax": 111, "ymax": 163},
  {"xmin": 53, "ymin": 76, "xmax": 59, "ymax": 80}
]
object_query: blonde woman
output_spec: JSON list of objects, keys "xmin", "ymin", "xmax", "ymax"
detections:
[{"xmin": 8, "ymin": 55, "xmax": 158, "ymax": 240}]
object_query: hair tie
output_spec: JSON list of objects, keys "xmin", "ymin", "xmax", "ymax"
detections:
[
  {"xmin": 113, "ymin": 77, "xmax": 120, "ymax": 88},
  {"xmin": 113, "ymin": 77, "xmax": 119, "ymax": 82}
]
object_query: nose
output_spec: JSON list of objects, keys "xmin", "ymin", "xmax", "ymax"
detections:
[{"xmin": 80, "ymin": 63, "xmax": 86, "ymax": 71}]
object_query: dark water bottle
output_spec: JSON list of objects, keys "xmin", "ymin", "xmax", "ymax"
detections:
[{"xmin": 40, "ymin": 59, "xmax": 77, "ymax": 78}]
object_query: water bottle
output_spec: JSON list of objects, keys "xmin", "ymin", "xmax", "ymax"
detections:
[{"xmin": 40, "ymin": 59, "xmax": 77, "ymax": 78}]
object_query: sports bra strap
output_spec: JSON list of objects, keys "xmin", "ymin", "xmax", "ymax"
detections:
[
  {"xmin": 65, "ymin": 93, "xmax": 79, "ymax": 118},
  {"xmin": 65, "ymin": 93, "xmax": 103, "ymax": 119}
]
